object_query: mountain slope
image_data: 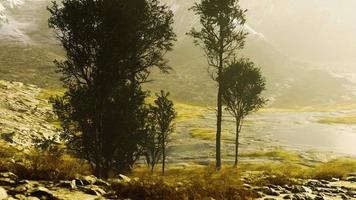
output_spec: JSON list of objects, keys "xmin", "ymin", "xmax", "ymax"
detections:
[{"xmin": 0, "ymin": 0, "xmax": 355, "ymax": 108}]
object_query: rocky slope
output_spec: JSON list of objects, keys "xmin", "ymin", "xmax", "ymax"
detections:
[{"xmin": 0, "ymin": 80, "xmax": 58, "ymax": 146}]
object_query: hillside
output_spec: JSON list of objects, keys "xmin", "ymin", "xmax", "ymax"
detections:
[{"xmin": 0, "ymin": 0, "xmax": 355, "ymax": 108}]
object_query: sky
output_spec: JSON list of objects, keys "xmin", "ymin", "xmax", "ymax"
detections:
[{"xmin": 240, "ymin": 0, "xmax": 356, "ymax": 65}]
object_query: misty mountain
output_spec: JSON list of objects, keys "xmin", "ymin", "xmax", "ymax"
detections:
[{"xmin": 0, "ymin": 0, "xmax": 355, "ymax": 108}]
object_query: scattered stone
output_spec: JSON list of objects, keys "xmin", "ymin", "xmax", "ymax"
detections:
[
  {"xmin": 29, "ymin": 186, "xmax": 57, "ymax": 200},
  {"xmin": 118, "ymin": 174, "xmax": 131, "ymax": 183},
  {"xmin": 0, "ymin": 178, "xmax": 16, "ymax": 186},
  {"xmin": 261, "ymin": 187, "xmax": 280, "ymax": 196},
  {"xmin": 340, "ymin": 193, "xmax": 350, "ymax": 200},
  {"xmin": 283, "ymin": 194, "xmax": 291, "ymax": 199},
  {"xmin": 291, "ymin": 185, "xmax": 307, "ymax": 193},
  {"xmin": 346, "ymin": 176, "xmax": 356, "ymax": 182},
  {"xmin": 314, "ymin": 194, "xmax": 325, "ymax": 200},
  {"xmin": 330, "ymin": 178, "xmax": 339, "ymax": 182},
  {"xmin": 243, "ymin": 183, "xmax": 252, "ymax": 189},
  {"xmin": 57, "ymin": 180, "xmax": 77, "ymax": 189},
  {"xmin": 0, "ymin": 172, "xmax": 17, "ymax": 180},
  {"xmin": 80, "ymin": 185, "xmax": 106, "ymax": 196}
]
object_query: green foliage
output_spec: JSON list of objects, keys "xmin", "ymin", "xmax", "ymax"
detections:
[
  {"xmin": 221, "ymin": 59, "xmax": 266, "ymax": 119},
  {"xmin": 48, "ymin": 0, "xmax": 176, "ymax": 178},
  {"xmin": 144, "ymin": 91, "xmax": 176, "ymax": 174}
]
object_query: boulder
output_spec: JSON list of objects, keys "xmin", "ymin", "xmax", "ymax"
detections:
[{"xmin": 0, "ymin": 187, "xmax": 7, "ymax": 200}]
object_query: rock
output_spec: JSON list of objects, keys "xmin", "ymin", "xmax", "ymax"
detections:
[
  {"xmin": 29, "ymin": 186, "xmax": 57, "ymax": 200},
  {"xmin": 330, "ymin": 178, "xmax": 340, "ymax": 182},
  {"xmin": 346, "ymin": 176, "xmax": 356, "ymax": 182},
  {"xmin": 264, "ymin": 198, "xmax": 277, "ymax": 200},
  {"xmin": 314, "ymin": 194, "xmax": 325, "ymax": 200},
  {"xmin": 14, "ymin": 194, "xmax": 27, "ymax": 200},
  {"xmin": 261, "ymin": 187, "xmax": 280, "ymax": 196},
  {"xmin": 341, "ymin": 193, "xmax": 350, "ymax": 200},
  {"xmin": 8, "ymin": 185, "xmax": 28, "ymax": 195},
  {"xmin": 0, "ymin": 177, "xmax": 16, "ymax": 186},
  {"xmin": 346, "ymin": 190, "xmax": 356, "ymax": 197},
  {"xmin": 80, "ymin": 185, "xmax": 106, "ymax": 196},
  {"xmin": 0, "ymin": 172, "xmax": 17, "ymax": 180},
  {"xmin": 26, "ymin": 197, "xmax": 41, "ymax": 200},
  {"xmin": 118, "ymin": 174, "xmax": 131, "ymax": 183},
  {"xmin": 58, "ymin": 180, "xmax": 77, "ymax": 189},
  {"xmin": 0, "ymin": 187, "xmax": 7, "ymax": 200},
  {"xmin": 306, "ymin": 180, "xmax": 324, "ymax": 188},
  {"xmin": 283, "ymin": 194, "xmax": 292, "ymax": 199},
  {"xmin": 291, "ymin": 185, "xmax": 307, "ymax": 193},
  {"xmin": 243, "ymin": 183, "xmax": 252, "ymax": 189},
  {"xmin": 94, "ymin": 179, "xmax": 110, "ymax": 187}
]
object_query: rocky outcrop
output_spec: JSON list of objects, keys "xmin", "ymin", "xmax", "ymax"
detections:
[{"xmin": 0, "ymin": 80, "xmax": 59, "ymax": 146}]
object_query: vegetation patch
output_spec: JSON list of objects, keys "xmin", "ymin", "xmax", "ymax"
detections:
[
  {"xmin": 174, "ymin": 103, "xmax": 208, "ymax": 122},
  {"xmin": 318, "ymin": 115, "xmax": 356, "ymax": 125},
  {"xmin": 240, "ymin": 149, "xmax": 302, "ymax": 162},
  {"xmin": 190, "ymin": 128, "xmax": 234, "ymax": 141}
]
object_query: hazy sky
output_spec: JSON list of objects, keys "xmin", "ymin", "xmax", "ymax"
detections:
[{"xmin": 240, "ymin": 0, "xmax": 356, "ymax": 65}]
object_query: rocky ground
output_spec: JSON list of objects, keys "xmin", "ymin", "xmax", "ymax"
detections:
[
  {"xmin": 0, "ymin": 80, "xmax": 58, "ymax": 146},
  {"xmin": 1, "ymin": 170, "xmax": 356, "ymax": 199}
]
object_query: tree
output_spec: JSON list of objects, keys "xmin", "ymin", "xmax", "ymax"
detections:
[
  {"xmin": 144, "ymin": 91, "xmax": 176, "ymax": 175},
  {"xmin": 48, "ymin": 0, "xmax": 175, "ymax": 178},
  {"xmin": 221, "ymin": 59, "xmax": 266, "ymax": 167},
  {"xmin": 188, "ymin": 0, "xmax": 247, "ymax": 169}
]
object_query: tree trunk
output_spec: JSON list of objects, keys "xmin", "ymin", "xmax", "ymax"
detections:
[
  {"xmin": 216, "ymin": 24, "xmax": 224, "ymax": 170},
  {"xmin": 216, "ymin": 83, "xmax": 222, "ymax": 170},
  {"xmin": 234, "ymin": 120, "xmax": 240, "ymax": 167},
  {"xmin": 162, "ymin": 142, "xmax": 166, "ymax": 175}
]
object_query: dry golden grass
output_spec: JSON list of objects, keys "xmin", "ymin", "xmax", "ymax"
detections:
[
  {"xmin": 0, "ymin": 141, "xmax": 91, "ymax": 180},
  {"xmin": 119, "ymin": 165, "xmax": 258, "ymax": 200}
]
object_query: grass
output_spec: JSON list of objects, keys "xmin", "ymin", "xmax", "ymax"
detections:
[
  {"xmin": 318, "ymin": 115, "xmax": 356, "ymax": 125},
  {"xmin": 190, "ymin": 128, "xmax": 234, "ymax": 141},
  {"xmin": 240, "ymin": 149, "xmax": 302, "ymax": 162},
  {"xmin": 174, "ymin": 102, "xmax": 208, "ymax": 122},
  {"xmin": 38, "ymin": 87, "xmax": 66, "ymax": 100}
]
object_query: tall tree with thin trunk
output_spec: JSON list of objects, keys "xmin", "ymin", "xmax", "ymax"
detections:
[
  {"xmin": 188, "ymin": 0, "xmax": 247, "ymax": 169},
  {"xmin": 221, "ymin": 59, "xmax": 266, "ymax": 167}
]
